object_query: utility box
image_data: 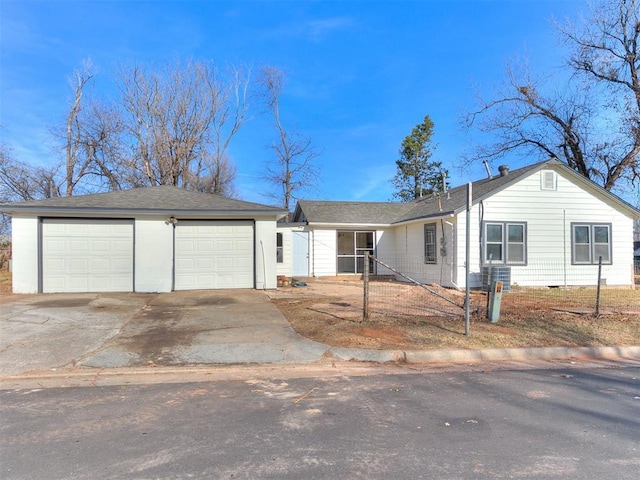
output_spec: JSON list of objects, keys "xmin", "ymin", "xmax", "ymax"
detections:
[{"xmin": 487, "ymin": 281, "xmax": 504, "ymax": 323}]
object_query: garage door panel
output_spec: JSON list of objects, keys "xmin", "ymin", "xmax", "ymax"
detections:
[
  {"xmin": 196, "ymin": 240, "xmax": 215, "ymax": 252},
  {"xmin": 174, "ymin": 220, "xmax": 254, "ymax": 290},
  {"xmin": 42, "ymin": 219, "xmax": 134, "ymax": 293}
]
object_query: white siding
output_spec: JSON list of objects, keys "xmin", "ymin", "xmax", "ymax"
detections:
[
  {"xmin": 389, "ymin": 220, "xmax": 458, "ymax": 287},
  {"xmin": 11, "ymin": 216, "xmax": 39, "ymax": 294},
  {"xmin": 276, "ymin": 226, "xmax": 293, "ymax": 278},
  {"xmin": 255, "ymin": 218, "xmax": 277, "ymax": 289},
  {"xmin": 308, "ymin": 227, "xmax": 395, "ymax": 277},
  {"xmin": 456, "ymin": 167, "xmax": 636, "ymax": 287},
  {"xmin": 311, "ymin": 228, "xmax": 337, "ymax": 276},
  {"xmin": 135, "ymin": 217, "xmax": 174, "ymax": 292}
]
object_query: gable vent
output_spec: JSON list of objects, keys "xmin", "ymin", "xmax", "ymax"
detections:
[{"xmin": 541, "ymin": 170, "xmax": 557, "ymax": 190}]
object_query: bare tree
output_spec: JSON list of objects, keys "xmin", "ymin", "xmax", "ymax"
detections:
[
  {"xmin": 189, "ymin": 154, "xmax": 237, "ymax": 197},
  {"xmin": 0, "ymin": 143, "xmax": 61, "ymax": 202},
  {"xmin": 465, "ymin": 0, "xmax": 639, "ymax": 193},
  {"xmin": 64, "ymin": 61, "xmax": 95, "ymax": 196},
  {"xmin": 116, "ymin": 60, "xmax": 249, "ymax": 194},
  {"xmin": 259, "ymin": 66, "xmax": 320, "ymax": 211},
  {"xmin": 0, "ymin": 142, "xmax": 61, "ymax": 234}
]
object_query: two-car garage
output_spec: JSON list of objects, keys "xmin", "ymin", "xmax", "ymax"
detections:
[
  {"xmin": 4, "ymin": 186, "xmax": 284, "ymax": 294},
  {"xmin": 40, "ymin": 218, "xmax": 255, "ymax": 293}
]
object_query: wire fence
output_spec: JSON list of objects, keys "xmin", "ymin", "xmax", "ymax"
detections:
[{"xmin": 364, "ymin": 255, "xmax": 639, "ymax": 322}]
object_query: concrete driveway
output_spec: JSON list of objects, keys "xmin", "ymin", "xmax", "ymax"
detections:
[{"xmin": 0, "ymin": 290, "xmax": 328, "ymax": 376}]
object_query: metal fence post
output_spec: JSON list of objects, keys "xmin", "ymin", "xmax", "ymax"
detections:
[
  {"xmin": 363, "ymin": 253, "xmax": 370, "ymax": 322},
  {"xmin": 595, "ymin": 256, "xmax": 602, "ymax": 316}
]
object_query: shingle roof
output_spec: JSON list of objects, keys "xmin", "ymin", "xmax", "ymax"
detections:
[
  {"xmin": 294, "ymin": 158, "xmax": 640, "ymax": 225},
  {"xmin": 293, "ymin": 200, "xmax": 414, "ymax": 224},
  {"xmin": 396, "ymin": 160, "xmax": 546, "ymax": 223},
  {"xmin": 0, "ymin": 185, "xmax": 286, "ymax": 215}
]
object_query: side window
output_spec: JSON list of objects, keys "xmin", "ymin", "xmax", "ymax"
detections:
[
  {"xmin": 483, "ymin": 222, "xmax": 527, "ymax": 265},
  {"xmin": 572, "ymin": 223, "xmax": 611, "ymax": 265},
  {"xmin": 424, "ymin": 223, "xmax": 437, "ymax": 264},
  {"xmin": 276, "ymin": 232, "xmax": 284, "ymax": 263}
]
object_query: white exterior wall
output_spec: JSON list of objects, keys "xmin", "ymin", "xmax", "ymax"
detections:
[
  {"xmin": 255, "ymin": 218, "xmax": 277, "ymax": 289},
  {"xmin": 308, "ymin": 227, "xmax": 394, "ymax": 277},
  {"xmin": 455, "ymin": 168, "xmax": 636, "ymax": 287},
  {"xmin": 11, "ymin": 216, "xmax": 39, "ymax": 293},
  {"xmin": 311, "ymin": 228, "xmax": 337, "ymax": 276},
  {"xmin": 134, "ymin": 217, "xmax": 174, "ymax": 292},
  {"xmin": 453, "ymin": 209, "xmax": 480, "ymax": 289},
  {"xmin": 275, "ymin": 225, "xmax": 292, "ymax": 277},
  {"xmin": 390, "ymin": 219, "xmax": 458, "ymax": 287},
  {"xmin": 275, "ymin": 225, "xmax": 309, "ymax": 278},
  {"xmin": 10, "ymin": 214, "xmax": 281, "ymax": 293}
]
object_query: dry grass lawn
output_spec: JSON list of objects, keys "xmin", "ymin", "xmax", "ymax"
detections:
[
  {"xmin": 0, "ymin": 270, "xmax": 11, "ymax": 294},
  {"xmin": 270, "ymin": 278, "xmax": 640, "ymax": 351}
]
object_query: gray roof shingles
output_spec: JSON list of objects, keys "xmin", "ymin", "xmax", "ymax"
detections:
[
  {"xmin": 294, "ymin": 200, "xmax": 414, "ymax": 224},
  {"xmin": 0, "ymin": 185, "xmax": 285, "ymax": 214},
  {"xmin": 296, "ymin": 160, "xmax": 551, "ymax": 225}
]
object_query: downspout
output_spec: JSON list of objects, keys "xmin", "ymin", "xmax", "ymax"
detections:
[
  {"xmin": 445, "ymin": 220, "xmax": 461, "ymax": 290},
  {"xmin": 259, "ymin": 240, "xmax": 267, "ymax": 290}
]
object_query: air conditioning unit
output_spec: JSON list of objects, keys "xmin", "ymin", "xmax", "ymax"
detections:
[{"xmin": 482, "ymin": 266, "xmax": 511, "ymax": 292}]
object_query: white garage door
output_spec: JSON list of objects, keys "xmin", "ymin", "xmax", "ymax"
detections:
[
  {"xmin": 174, "ymin": 220, "xmax": 254, "ymax": 290},
  {"xmin": 42, "ymin": 218, "xmax": 134, "ymax": 293}
]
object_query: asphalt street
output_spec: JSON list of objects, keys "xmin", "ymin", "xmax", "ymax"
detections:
[{"xmin": 1, "ymin": 364, "xmax": 639, "ymax": 479}]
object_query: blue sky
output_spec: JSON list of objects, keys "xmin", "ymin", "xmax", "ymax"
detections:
[{"xmin": 0, "ymin": 0, "xmax": 588, "ymax": 204}]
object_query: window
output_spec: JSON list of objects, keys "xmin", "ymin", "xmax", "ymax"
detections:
[
  {"xmin": 276, "ymin": 232, "xmax": 283, "ymax": 263},
  {"xmin": 337, "ymin": 231, "xmax": 374, "ymax": 274},
  {"xmin": 424, "ymin": 223, "xmax": 437, "ymax": 264},
  {"xmin": 483, "ymin": 222, "xmax": 527, "ymax": 265},
  {"xmin": 572, "ymin": 223, "xmax": 611, "ymax": 264}
]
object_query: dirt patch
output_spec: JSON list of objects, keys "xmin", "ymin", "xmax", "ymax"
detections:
[{"xmin": 271, "ymin": 278, "xmax": 640, "ymax": 351}]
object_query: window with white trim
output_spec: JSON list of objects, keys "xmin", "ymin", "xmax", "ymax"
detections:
[
  {"xmin": 483, "ymin": 222, "xmax": 527, "ymax": 265},
  {"xmin": 571, "ymin": 223, "xmax": 611, "ymax": 264},
  {"xmin": 424, "ymin": 223, "xmax": 437, "ymax": 264}
]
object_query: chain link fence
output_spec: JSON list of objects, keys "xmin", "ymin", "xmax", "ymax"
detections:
[{"xmin": 363, "ymin": 255, "xmax": 639, "ymax": 322}]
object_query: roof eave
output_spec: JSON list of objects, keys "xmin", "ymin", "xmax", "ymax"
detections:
[
  {"xmin": 307, "ymin": 222, "xmax": 392, "ymax": 228},
  {"xmin": 0, "ymin": 206, "xmax": 287, "ymax": 218},
  {"xmin": 392, "ymin": 211, "xmax": 456, "ymax": 226}
]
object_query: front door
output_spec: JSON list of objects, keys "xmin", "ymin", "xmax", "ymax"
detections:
[{"xmin": 292, "ymin": 231, "xmax": 309, "ymax": 276}]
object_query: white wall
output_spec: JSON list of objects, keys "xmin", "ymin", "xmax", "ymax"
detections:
[
  {"xmin": 11, "ymin": 214, "xmax": 282, "ymax": 294},
  {"xmin": 134, "ymin": 217, "xmax": 174, "ymax": 292},
  {"xmin": 307, "ymin": 227, "xmax": 395, "ymax": 277},
  {"xmin": 453, "ymin": 167, "xmax": 636, "ymax": 288},
  {"xmin": 255, "ymin": 218, "xmax": 278, "ymax": 289},
  {"xmin": 390, "ymin": 220, "xmax": 458, "ymax": 287},
  {"xmin": 11, "ymin": 216, "xmax": 39, "ymax": 293},
  {"xmin": 276, "ymin": 226, "xmax": 291, "ymax": 278},
  {"xmin": 311, "ymin": 228, "xmax": 337, "ymax": 276}
]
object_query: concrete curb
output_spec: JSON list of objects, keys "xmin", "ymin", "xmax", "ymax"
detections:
[
  {"xmin": 1, "ymin": 346, "xmax": 639, "ymax": 384},
  {"xmin": 329, "ymin": 345, "xmax": 640, "ymax": 364}
]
